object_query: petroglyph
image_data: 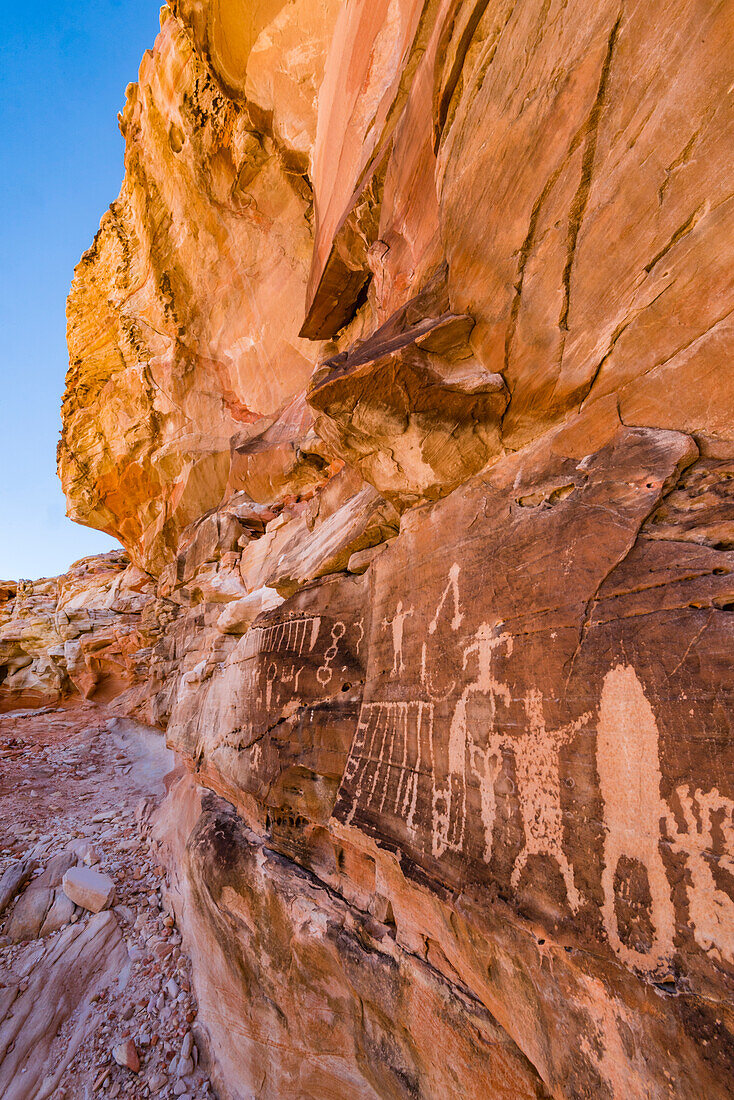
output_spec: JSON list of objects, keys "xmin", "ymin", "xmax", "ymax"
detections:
[
  {"xmin": 434, "ymin": 625, "xmax": 512, "ymax": 859},
  {"xmin": 354, "ymin": 616, "xmax": 365, "ymax": 656},
  {"xmin": 382, "ymin": 602, "xmax": 414, "ymax": 677},
  {"xmin": 317, "ymin": 622, "xmax": 346, "ymax": 685},
  {"xmin": 344, "ymin": 701, "xmax": 433, "ymax": 832},
  {"xmin": 664, "ymin": 785, "xmax": 734, "ymax": 964},
  {"xmin": 429, "ymin": 563, "xmax": 463, "ymax": 634},
  {"xmin": 337, "ymin": 566, "xmax": 734, "ymax": 974},
  {"xmin": 509, "ymin": 691, "xmax": 590, "ymax": 911},
  {"xmin": 265, "ymin": 661, "xmax": 278, "ymax": 710},
  {"xmin": 597, "ymin": 665, "xmax": 676, "ymax": 971},
  {"xmin": 243, "ymin": 615, "xmax": 321, "ymax": 658}
]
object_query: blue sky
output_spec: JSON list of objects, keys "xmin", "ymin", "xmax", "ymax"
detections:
[{"xmin": 0, "ymin": 1, "xmax": 161, "ymax": 579}]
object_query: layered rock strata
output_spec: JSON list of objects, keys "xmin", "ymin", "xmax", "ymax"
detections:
[
  {"xmin": 46, "ymin": 0, "xmax": 734, "ymax": 1097},
  {"xmin": 0, "ymin": 551, "xmax": 156, "ymax": 712}
]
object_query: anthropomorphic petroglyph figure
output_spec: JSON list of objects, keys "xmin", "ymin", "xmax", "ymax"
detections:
[
  {"xmin": 466, "ymin": 734, "xmax": 506, "ymax": 863},
  {"xmin": 433, "ymin": 625, "xmax": 512, "ymax": 858},
  {"xmin": 382, "ymin": 602, "xmax": 414, "ymax": 677},
  {"xmin": 265, "ymin": 660, "xmax": 278, "ymax": 710},
  {"xmin": 597, "ymin": 664, "xmax": 676, "ymax": 971},
  {"xmin": 509, "ymin": 690, "xmax": 590, "ymax": 911},
  {"xmin": 663, "ymin": 785, "xmax": 734, "ymax": 965}
]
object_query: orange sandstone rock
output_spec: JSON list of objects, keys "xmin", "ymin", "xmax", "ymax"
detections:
[{"xmin": 49, "ymin": 1, "xmax": 734, "ymax": 1098}]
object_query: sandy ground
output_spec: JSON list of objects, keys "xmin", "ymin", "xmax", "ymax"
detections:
[{"xmin": 0, "ymin": 703, "xmax": 215, "ymax": 1099}]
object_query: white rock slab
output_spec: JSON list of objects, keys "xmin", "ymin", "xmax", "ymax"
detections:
[{"xmin": 62, "ymin": 866, "xmax": 115, "ymax": 913}]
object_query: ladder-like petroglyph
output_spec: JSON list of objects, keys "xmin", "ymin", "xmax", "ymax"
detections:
[
  {"xmin": 242, "ymin": 615, "xmax": 322, "ymax": 659},
  {"xmin": 343, "ymin": 701, "xmax": 433, "ymax": 833}
]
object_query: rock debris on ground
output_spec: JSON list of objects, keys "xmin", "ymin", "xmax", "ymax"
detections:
[{"xmin": 0, "ymin": 702, "xmax": 215, "ymax": 1099}]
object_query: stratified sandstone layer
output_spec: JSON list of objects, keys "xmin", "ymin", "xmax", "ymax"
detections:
[
  {"xmin": 49, "ymin": 0, "xmax": 734, "ymax": 1098},
  {"xmin": 0, "ymin": 551, "xmax": 155, "ymax": 713},
  {"xmin": 59, "ymin": 0, "xmax": 339, "ymax": 574}
]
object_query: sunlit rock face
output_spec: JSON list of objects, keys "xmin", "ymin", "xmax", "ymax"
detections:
[
  {"xmin": 0, "ymin": 552, "xmax": 156, "ymax": 712},
  {"xmin": 59, "ymin": 0, "xmax": 339, "ymax": 574},
  {"xmin": 56, "ymin": 0, "xmax": 734, "ymax": 1097}
]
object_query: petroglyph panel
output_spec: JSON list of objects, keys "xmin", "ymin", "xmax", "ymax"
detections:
[
  {"xmin": 169, "ymin": 572, "xmax": 368, "ymax": 826},
  {"xmin": 333, "ymin": 427, "xmax": 734, "ymax": 983},
  {"xmin": 342, "ymin": 700, "xmax": 434, "ymax": 834}
]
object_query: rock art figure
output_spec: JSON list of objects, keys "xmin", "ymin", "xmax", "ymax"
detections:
[
  {"xmin": 508, "ymin": 690, "xmax": 589, "ymax": 911},
  {"xmin": 429, "ymin": 563, "xmax": 463, "ymax": 635},
  {"xmin": 664, "ymin": 785, "xmax": 734, "ymax": 965},
  {"xmin": 597, "ymin": 664, "xmax": 676, "ymax": 971},
  {"xmin": 317, "ymin": 621, "xmax": 346, "ymax": 685},
  {"xmin": 433, "ymin": 625, "xmax": 512, "ymax": 858},
  {"xmin": 344, "ymin": 700, "xmax": 433, "ymax": 834},
  {"xmin": 244, "ymin": 615, "xmax": 321, "ymax": 658},
  {"xmin": 382, "ymin": 601, "xmax": 414, "ymax": 677}
]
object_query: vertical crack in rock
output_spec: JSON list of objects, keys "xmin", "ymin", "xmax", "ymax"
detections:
[{"xmin": 557, "ymin": 15, "xmax": 622, "ymax": 342}]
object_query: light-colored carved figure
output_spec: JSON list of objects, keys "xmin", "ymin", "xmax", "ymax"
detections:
[
  {"xmin": 317, "ymin": 621, "xmax": 346, "ymax": 685},
  {"xmin": 664, "ymin": 785, "xmax": 734, "ymax": 965},
  {"xmin": 243, "ymin": 615, "xmax": 321, "ymax": 658},
  {"xmin": 344, "ymin": 701, "xmax": 433, "ymax": 834},
  {"xmin": 382, "ymin": 602, "xmax": 414, "ymax": 677},
  {"xmin": 433, "ymin": 625, "xmax": 512, "ymax": 858},
  {"xmin": 429, "ymin": 563, "xmax": 463, "ymax": 635},
  {"xmin": 509, "ymin": 690, "xmax": 590, "ymax": 911},
  {"xmin": 421, "ymin": 564, "xmax": 464, "ymax": 699},
  {"xmin": 265, "ymin": 660, "xmax": 278, "ymax": 710},
  {"xmin": 597, "ymin": 664, "xmax": 676, "ymax": 971},
  {"xmin": 466, "ymin": 734, "xmax": 505, "ymax": 863}
]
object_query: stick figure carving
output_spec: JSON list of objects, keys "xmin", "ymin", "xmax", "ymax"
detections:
[
  {"xmin": 382, "ymin": 601, "xmax": 414, "ymax": 677},
  {"xmin": 433, "ymin": 625, "xmax": 512, "ymax": 858}
]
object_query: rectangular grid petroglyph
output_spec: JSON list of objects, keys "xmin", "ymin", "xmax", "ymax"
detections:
[{"xmin": 343, "ymin": 701, "xmax": 433, "ymax": 832}]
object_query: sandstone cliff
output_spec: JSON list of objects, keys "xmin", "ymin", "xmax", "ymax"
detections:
[
  {"xmin": 43, "ymin": 0, "xmax": 734, "ymax": 1097},
  {"xmin": 0, "ymin": 551, "xmax": 156, "ymax": 713}
]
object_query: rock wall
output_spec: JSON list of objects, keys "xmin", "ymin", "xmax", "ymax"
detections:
[
  {"xmin": 0, "ymin": 552, "xmax": 156, "ymax": 713},
  {"xmin": 53, "ymin": 1, "xmax": 734, "ymax": 1098}
]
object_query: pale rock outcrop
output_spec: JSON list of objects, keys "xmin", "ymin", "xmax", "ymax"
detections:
[
  {"xmin": 61, "ymin": 866, "xmax": 116, "ymax": 914},
  {"xmin": 0, "ymin": 551, "xmax": 156, "ymax": 712},
  {"xmin": 0, "ymin": 911, "xmax": 129, "ymax": 1100}
]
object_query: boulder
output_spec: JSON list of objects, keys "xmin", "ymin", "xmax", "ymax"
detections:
[{"xmin": 62, "ymin": 866, "xmax": 115, "ymax": 913}]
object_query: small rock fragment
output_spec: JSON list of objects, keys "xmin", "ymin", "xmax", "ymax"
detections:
[
  {"xmin": 176, "ymin": 1054, "xmax": 194, "ymax": 1077},
  {"xmin": 112, "ymin": 1038, "xmax": 140, "ymax": 1073}
]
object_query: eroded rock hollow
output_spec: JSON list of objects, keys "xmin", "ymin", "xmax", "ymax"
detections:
[{"xmin": 5, "ymin": 0, "xmax": 734, "ymax": 1095}]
